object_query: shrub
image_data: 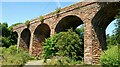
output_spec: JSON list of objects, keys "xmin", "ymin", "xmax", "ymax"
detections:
[
  {"xmin": 41, "ymin": 32, "xmax": 60, "ymax": 59},
  {"xmin": 39, "ymin": 16, "xmax": 44, "ymax": 23},
  {"xmin": 2, "ymin": 45, "xmax": 33, "ymax": 66},
  {"xmin": 25, "ymin": 20, "xmax": 30, "ymax": 27},
  {"xmin": 55, "ymin": 8, "xmax": 61, "ymax": 13},
  {"xmin": 100, "ymin": 46, "xmax": 119, "ymax": 65},
  {"xmin": 52, "ymin": 8, "xmax": 61, "ymax": 14},
  {"xmin": 42, "ymin": 29, "xmax": 84, "ymax": 60}
]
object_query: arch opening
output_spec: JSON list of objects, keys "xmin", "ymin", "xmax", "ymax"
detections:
[
  {"xmin": 34, "ymin": 23, "xmax": 50, "ymax": 43},
  {"xmin": 55, "ymin": 15, "xmax": 83, "ymax": 33},
  {"xmin": 20, "ymin": 28, "xmax": 31, "ymax": 51},
  {"xmin": 32, "ymin": 23, "xmax": 50, "ymax": 56},
  {"xmin": 55, "ymin": 15, "xmax": 84, "ymax": 60}
]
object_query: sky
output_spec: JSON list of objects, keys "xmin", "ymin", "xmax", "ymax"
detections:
[{"xmin": 1, "ymin": 1, "xmax": 116, "ymax": 35}]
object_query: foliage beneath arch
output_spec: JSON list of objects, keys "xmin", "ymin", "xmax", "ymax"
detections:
[{"xmin": 42, "ymin": 29, "xmax": 84, "ymax": 60}]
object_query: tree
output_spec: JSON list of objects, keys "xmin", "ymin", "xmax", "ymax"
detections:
[
  {"xmin": 106, "ymin": 34, "xmax": 118, "ymax": 48},
  {"xmin": 0, "ymin": 23, "xmax": 10, "ymax": 37},
  {"xmin": 75, "ymin": 25, "xmax": 84, "ymax": 38},
  {"xmin": 42, "ymin": 29, "xmax": 84, "ymax": 60},
  {"xmin": 0, "ymin": 22, "xmax": 20, "ymax": 48},
  {"xmin": 115, "ymin": 10, "xmax": 120, "ymax": 44}
]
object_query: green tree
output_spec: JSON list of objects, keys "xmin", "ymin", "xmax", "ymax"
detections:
[
  {"xmin": 75, "ymin": 25, "xmax": 84, "ymax": 38},
  {"xmin": 115, "ymin": 10, "xmax": 120, "ymax": 44},
  {"xmin": 42, "ymin": 29, "xmax": 84, "ymax": 60},
  {"xmin": 0, "ymin": 23, "xmax": 10, "ymax": 37},
  {"xmin": 0, "ymin": 22, "xmax": 21, "ymax": 48},
  {"xmin": 106, "ymin": 34, "xmax": 118, "ymax": 48}
]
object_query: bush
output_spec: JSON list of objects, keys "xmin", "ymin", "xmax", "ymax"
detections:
[
  {"xmin": 42, "ymin": 29, "xmax": 84, "ymax": 60},
  {"xmin": 2, "ymin": 45, "xmax": 33, "ymax": 66},
  {"xmin": 100, "ymin": 46, "xmax": 119, "ymax": 65},
  {"xmin": 25, "ymin": 20, "xmax": 30, "ymax": 27},
  {"xmin": 55, "ymin": 8, "xmax": 61, "ymax": 13},
  {"xmin": 39, "ymin": 16, "xmax": 44, "ymax": 23}
]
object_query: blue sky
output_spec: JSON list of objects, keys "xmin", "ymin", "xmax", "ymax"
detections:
[
  {"xmin": 1, "ymin": 2, "xmax": 116, "ymax": 35},
  {"xmin": 1, "ymin": 2, "xmax": 75, "ymax": 25}
]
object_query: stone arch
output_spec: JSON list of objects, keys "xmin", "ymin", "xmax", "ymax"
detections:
[
  {"xmin": 92, "ymin": 4, "xmax": 119, "ymax": 30},
  {"xmin": 92, "ymin": 2, "xmax": 120, "ymax": 50},
  {"xmin": 32, "ymin": 23, "xmax": 50, "ymax": 56},
  {"xmin": 55, "ymin": 15, "xmax": 83, "ymax": 33},
  {"xmin": 20, "ymin": 28, "xmax": 31, "ymax": 51},
  {"xmin": 91, "ymin": 2, "xmax": 120, "ymax": 64}
]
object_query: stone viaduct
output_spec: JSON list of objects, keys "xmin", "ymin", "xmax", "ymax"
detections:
[{"xmin": 13, "ymin": 2, "xmax": 120, "ymax": 64}]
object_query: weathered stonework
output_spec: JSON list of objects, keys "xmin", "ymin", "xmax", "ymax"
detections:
[{"xmin": 13, "ymin": 2, "xmax": 120, "ymax": 64}]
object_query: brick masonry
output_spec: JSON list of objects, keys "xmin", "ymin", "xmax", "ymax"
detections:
[{"xmin": 13, "ymin": 2, "xmax": 120, "ymax": 64}]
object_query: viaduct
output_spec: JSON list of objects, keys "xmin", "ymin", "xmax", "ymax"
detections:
[{"xmin": 13, "ymin": 2, "xmax": 120, "ymax": 64}]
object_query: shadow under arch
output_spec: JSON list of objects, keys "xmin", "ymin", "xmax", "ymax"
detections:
[
  {"xmin": 32, "ymin": 23, "xmax": 51, "ymax": 56},
  {"xmin": 34, "ymin": 23, "xmax": 51, "ymax": 42},
  {"xmin": 55, "ymin": 15, "xmax": 83, "ymax": 33},
  {"xmin": 20, "ymin": 28, "xmax": 31, "ymax": 51}
]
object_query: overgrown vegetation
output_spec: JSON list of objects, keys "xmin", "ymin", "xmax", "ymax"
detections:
[
  {"xmin": 52, "ymin": 8, "xmax": 61, "ymax": 14},
  {"xmin": 55, "ymin": 8, "xmax": 61, "ymax": 13},
  {"xmin": 42, "ymin": 29, "xmax": 84, "ymax": 64},
  {"xmin": 39, "ymin": 16, "xmax": 44, "ymax": 23},
  {"xmin": 2, "ymin": 45, "xmax": 34, "ymax": 66},
  {"xmin": 25, "ymin": 20, "xmax": 30, "ymax": 27}
]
